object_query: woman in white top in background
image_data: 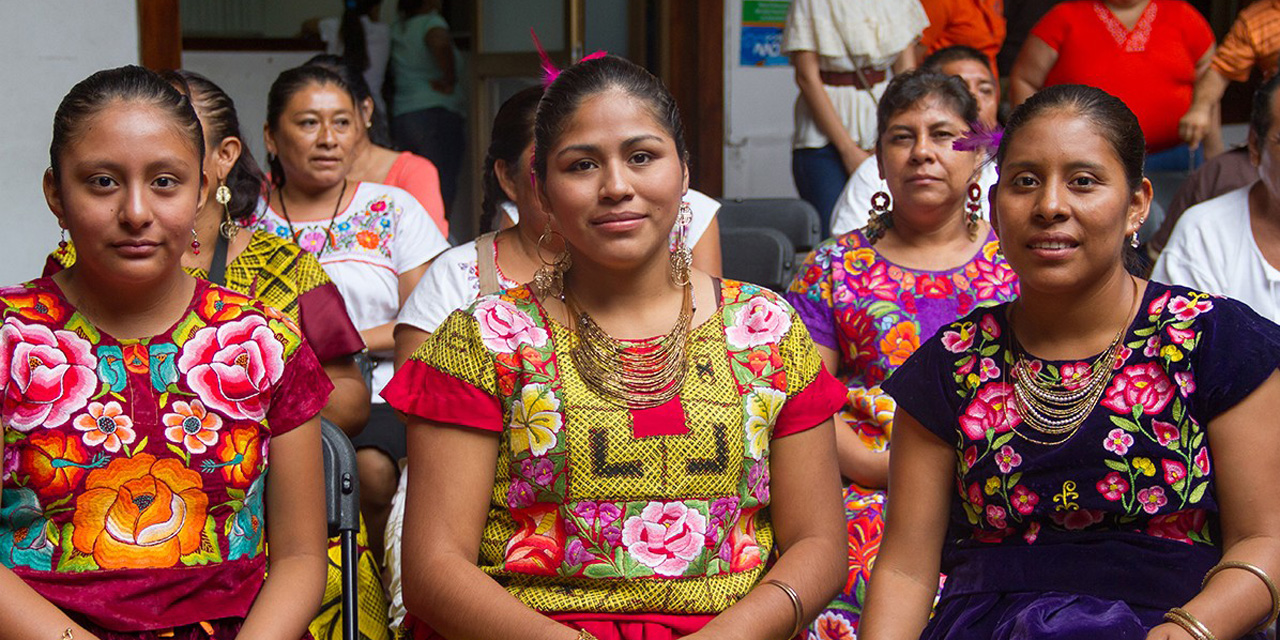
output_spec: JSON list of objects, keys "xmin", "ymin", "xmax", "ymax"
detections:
[{"xmin": 783, "ymin": 0, "xmax": 926, "ymax": 233}]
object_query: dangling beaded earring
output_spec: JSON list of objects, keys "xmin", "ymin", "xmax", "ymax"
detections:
[
  {"xmin": 58, "ymin": 227, "xmax": 68, "ymax": 250},
  {"xmin": 1130, "ymin": 232, "xmax": 1140, "ymax": 249},
  {"xmin": 863, "ymin": 191, "xmax": 893, "ymax": 244},
  {"xmin": 191, "ymin": 228, "xmax": 201, "ymax": 255},
  {"xmin": 216, "ymin": 182, "xmax": 238, "ymax": 240},
  {"xmin": 670, "ymin": 202, "xmax": 693, "ymax": 286},
  {"xmin": 533, "ymin": 221, "xmax": 572, "ymax": 298},
  {"xmin": 965, "ymin": 182, "xmax": 983, "ymax": 240}
]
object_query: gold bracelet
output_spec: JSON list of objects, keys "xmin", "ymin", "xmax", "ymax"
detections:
[
  {"xmin": 61, "ymin": 630, "xmax": 73, "ymax": 640},
  {"xmin": 1164, "ymin": 607, "xmax": 1217, "ymax": 640},
  {"xmin": 763, "ymin": 579, "xmax": 804, "ymax": 639},
  {"xmin": 1201, "ymin": 560, "xmax": 1280, "ymax": 634},
  {"xmin": 576, "ymin": 630, "xmax": 599, "ymax": 640}
]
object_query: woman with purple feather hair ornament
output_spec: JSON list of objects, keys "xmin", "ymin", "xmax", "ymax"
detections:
[{"xmin": 785, "ymin": 69, "xmax": 1018, "ymax": 639}]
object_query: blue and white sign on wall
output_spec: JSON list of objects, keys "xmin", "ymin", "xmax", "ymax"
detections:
[{"xmin": 740, "ymin": 1, "xmax": 790, "ymax": 67}]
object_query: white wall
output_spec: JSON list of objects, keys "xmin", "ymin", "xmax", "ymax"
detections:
[
  {"xmin": 183, "ymin": 50, "xmax": 323, "ymax": 163},
  {"xmin": 722, "ymin": 0, "xmax": 799, "ymax": 199},
  {"xmin": 0, "ymin": 0, "xmax": 139, "ymax": 285}
]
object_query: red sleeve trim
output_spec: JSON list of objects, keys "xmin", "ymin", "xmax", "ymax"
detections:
[
  {"xmin": 773, "ymin": 364, "xmax": 846, "ymax": 439},
  {"xmin": 382, "ymin": 359, "xmax": 504, "ymax": 432}
]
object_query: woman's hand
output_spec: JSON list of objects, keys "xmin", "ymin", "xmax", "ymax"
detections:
[{"xmin": 838, "ymin": 146, "xmax": 872, "ymax": 175}]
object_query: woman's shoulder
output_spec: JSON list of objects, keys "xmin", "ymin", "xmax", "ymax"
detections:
[
  {"xmin": 1143, "ymin": 280, "xmax": 1271, "ymax": 329},
  {"xmin": 237, "ymin": 230, "xmax": 333, "ymax": 289}
]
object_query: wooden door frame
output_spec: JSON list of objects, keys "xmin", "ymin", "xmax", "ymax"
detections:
[
  {"xmin": 661, "ymin": 0, "xmax": 723, "ymax": 197},
  {"xmin": 138, "ymin": 0, "xmax": 182, "ymax": 70}
]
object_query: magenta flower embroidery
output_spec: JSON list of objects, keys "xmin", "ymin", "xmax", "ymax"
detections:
[
  {"xmin": 941, "ymin": 325, "xmax": 975, "ymax": 353},
  {"xmin": 1148, "ymin": 290, "xmax": 1171, "ymax": 316},
  {"xmin": 298, "ymin": 229, "xmax": 327, "ymax": 253},
  {"xmin": 0, "ymin": 318, "xmax": 98, "ymax": 431},
  {"xmin": 959, "ymin": 383, "xmax": 1019, "ymax": 441},
  {"xmin": 1137, "ymin": 486, "xmax": 1168, "ymax": 514},
  {"xmin": 178, "ymin": 315, "xmax": 286, "ymax": 421},
  {"xmin": 1165, "ymin": 325, "xmax": 1195, "ymax": 344},
  {"xmin": 1174, "ymin": 371, "xmax": 1196, "ymax": 397},
  {"xmin": 1096, "ymin": 472, "xmax": 1129, "ymax": 501},
  {"xmin": 1168, "ymin": 295, "xmax": 1212, "ymax": 321},
  {"xmin": 985, "ymin": 504, "xmax": 1007, "ymax": 528},
  {"xmin": 1059, "ymin": 362, "xmax": 1091, "ymax": 391},
  {"xmin": 474, "ymin": 299, "xmax": 549, "ymax": 354},
  {"xmin": 1023, "ymin": 521, "xmax": 1040, "ymax": 544},
  {"xmin": 994, "ymin": 445, "xmax": 1022, "ymax": 473},
  {"xmin": 1010, "ymin": 485, "xmax": 1039, "ymax": 514},
  {"xmin": 979, "ymin": 313, "xmax": 1000, "ymax": 339},
  {"xmin": 1194, "ymin": 448, "xmax": 1211, "ymax": 476},
  {"xmin": 1162, "ymin": 459, "xmax": 1187, "ymax": 485},
  {"xmin": 1102, "ymin": 428, "xmax": 1134, "ymax": 456},
  {"xmin": 978, "ymin": 357, "xmax": 1000, "ymax": 382},
  {"xmin": 1100, "ymin": 363, "xmax": 1175, "ymax": 416},
  {"xmin": 1153, "ymin": 421, "xmax": 1179, "ymax": 447}
]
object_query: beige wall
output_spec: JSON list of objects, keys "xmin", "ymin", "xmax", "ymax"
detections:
[{"xmin": 0, "ymin": 0, "xmax": 140, "ymax": 285}]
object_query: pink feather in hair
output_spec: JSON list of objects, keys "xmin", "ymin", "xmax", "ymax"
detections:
[{"xmin": 532, "ymin": 29, "xmax": 608, "ymax": 86}]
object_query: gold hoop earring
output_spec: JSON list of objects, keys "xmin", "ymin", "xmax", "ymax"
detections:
[
  {"xmin": 670, "ymin": 202, "xmax": 693, "ymax": 286},
  {"xmin": 863, "ymin": 191, "xmax": 893, "ymax": 244},
  {"xmin": 966, "ymin": 182, "xmax": 983, "ymax": 240},
  {"xmin": 533, "ymin": 222, "xmax": 571, "ymax": 298},
  {"xmin": 215, "ymin": 183, "xmax": 238, "ymax": 240}
]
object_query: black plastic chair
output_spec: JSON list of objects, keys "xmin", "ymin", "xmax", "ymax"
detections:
[
  {"xmin": 717, "ymin": 197, "xmax": 823, "ymax": 255},
  {"xmin": 321, "ymin": 418, "xmax": 360, "ymax": 640},
  {"xmin": 720, "ymin": 227, "xmax": 796, "ymax": 293}
]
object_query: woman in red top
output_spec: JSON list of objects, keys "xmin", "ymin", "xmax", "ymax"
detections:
[{"xmin": 1009, "ymin": 0, "xmax": 1215, "ymax": 171}]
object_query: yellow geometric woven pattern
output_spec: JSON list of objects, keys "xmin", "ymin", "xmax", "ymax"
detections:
[{"xmin": 411, "ymin": 282, "xmax": 826, "ymax": 615}]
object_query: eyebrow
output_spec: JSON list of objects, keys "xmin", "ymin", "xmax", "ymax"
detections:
[{"xmin": 555, "ymin": 134, "xmax": 665, "ymax": 158}]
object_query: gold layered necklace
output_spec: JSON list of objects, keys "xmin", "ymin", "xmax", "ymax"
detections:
[
  {"xmin": 563, "ymin": 283, "xmax": 694, "ymax": 409},
  {"xmin": 1008, "ymin": 276, "xmax": 1140, "ymax": 445}
]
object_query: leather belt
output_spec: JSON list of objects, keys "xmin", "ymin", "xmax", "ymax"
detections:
[{"xmin": 820, "ymin": 68, "xmax": 887, "ymax": 89}]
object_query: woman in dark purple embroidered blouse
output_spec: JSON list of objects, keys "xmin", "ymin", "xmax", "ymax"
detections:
[{"xmin": 861, "ymin": 85, "xmax": 1280, "ymax": 640}]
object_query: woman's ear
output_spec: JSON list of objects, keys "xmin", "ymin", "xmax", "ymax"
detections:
[
  {"xmin": 263, "ymin": 123, "xmax": 276, "ymax": 158},
  {"xmin": 361, "ymin": 97, "xmax": 375, "ymax": 129},
  {"xmin": 43, "ymin": 168, "xmax": 64, "ymax": 221},
  {"xmin": 1125, "ymin": 177, "xmax": 1154, "ymax": 238},
  {"xmin": 987, "ymin": 182, "xmax": 1000, "ymax": 239},
  {"xmin": 213, "ymin": 137, "xmax": 243, "ymax": 183},
  {"xmin": 494, "ymin": 158, "xmax": 520, "ymax": 202}
]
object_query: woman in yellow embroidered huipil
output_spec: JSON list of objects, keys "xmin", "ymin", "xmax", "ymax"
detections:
[{"xmin": 382, "ymin": 56, "xmax": 847, "ymax": 640}]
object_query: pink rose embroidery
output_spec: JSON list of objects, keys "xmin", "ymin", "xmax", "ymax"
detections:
[
  {"xmin": 621, "ymin": 501, "xmax": 708, "ymax": 577},
  {"xmin": 1096, "ymin": 472, "xmax": 1129, "ymax": 501},
  {"xmin": 1146, "ymin": 509, "xmax": 1206, "ymax": 544},
  {"xmin": 985, "ymin": 504, "xmax": 1007, "ymax": 528},
  {"xmin": 473, "ymin": 299, "xmax": 548, "ymax": 354},
  {"xmin": 1148, "ymin": 290, "xmax": 1171, "ymax": 316},
  {"xmin": 995, "ymin": 445, "xmax": 1022, "ymax": 473},
  {"xmin": 0, "ymin": 317, "xmax": 97, "ymax": 430},
  {"xmin": 1023, "ymin": 521, "xmax": 1040, "ymax": 544},
  {"xmin": 1162, "ymin": 459, "xmax": 1187, "ymax": 485},
  {"xmin": 1168, "ymin": 295, "xmax": 1212, "ymax": 321},
  {"xmin": 1137, "ymin": 486, "xmax": 1167, "ymax": 514},
  {"xmin": 959, "ymin": 383, "xmax": 1019, "ymax": 440},
  {"xmin": 726, "ymin": 297, "xmax": 792, "ymax": 349},
  {"xmin": 970, "ymin": 259, "xmax": 1017, "ymax": 300},
  {"xmin": 1102, "ymin": 428, "xmax": 1134, "ymax": 455},
  {"xmin": 1174, "ymin": 371, "xmax": 1196, "ymax": 397},
  {"xmin": 1010, "ymin": 485, "xmax": 1039, "ymax": 515},
  {"xmin": 1100, "ymin": 363, "xmax": 1175, "ymax": 416},
  {"xmin": 178, "ymin": 315, "xmax": 286, "ymax": 421},
  {"xmin": 1194, "ymin": 448, "xmax": 1211, "ymax": 476},
  {"xmin": 1153, "ymin": 421, "xmax": 1179, "ymax": 447},
  {"xmin": 1050, "ymin": 508, "xmax": 1104, "ymax": 530}
]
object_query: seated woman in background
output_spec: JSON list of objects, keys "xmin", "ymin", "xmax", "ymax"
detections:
[
  {"xmin": 1153, "ymin": 73, "xmax": 1280, "ymax": 323},
  {"xmin": 1009, "ymin": 0, "xmax": 1217, "ymax": 171},
  {"xmin": 307, "ymin": 54, "xmax": 449, "ymax": 237},
  {"xmin": 861, "ymin": 84, "xmax": 1280, "ymax": 640},
  {"xmin": 383, "ymin": 54, "xmax": 848, "ymax": 640},
  {"xmin": 831, "ymin": 45, "xmax": 1002, "ymax": 236},
  {"xmin": 787, "ymin": 69, "xmax": 1019, "ymax": 639},
  {"xmin": 1, "ymin": 64, "xmax": 329, "ymax": 639},
  {"xmin": 246, "ymin": 63, "xmax": 449, "ymax": 571},
  {"xmin": 46, "ymin": 69, "xmax": 369, "ymax": 437}
]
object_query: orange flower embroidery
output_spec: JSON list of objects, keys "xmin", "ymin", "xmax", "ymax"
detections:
[
  {"xmin": 122, "ymin": 342, "xmax": 149, "ymax": 374},
  {"xmin": 197, "ymin": 288, "xmax": 249, "ymax": 323},
  {"xmin": 72, "ymin": 401, "xmax": 136, "ymax": 453},
  {"xmin": 71, "ymin": 454, "xmax": 208, "ymax": 569},
  {"xmin": 162, "ymin": 400, "xmax": 223, "ymax": 454},
  {"xmin": 879, "ymin": 321, "xmax": 920, "ymax": 367},
  {"xmin": 356, "ymin": 230, "xmax": 381, "ymax": 250},
  {"xmin": 20, "ymin": 431, "xmax": 95, "ymax": 500},
  {"xmin": 213, "ymin": 427, "xmax": 263, "ymax": 487},
  {"xmin": 4, "ymin": 291, "xmax": 68, "ymax": 324}
]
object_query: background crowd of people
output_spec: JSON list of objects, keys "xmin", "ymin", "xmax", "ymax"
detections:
[{"xmin": 4, "ymin": 1, "xmax": 1280, "ymax": 639}]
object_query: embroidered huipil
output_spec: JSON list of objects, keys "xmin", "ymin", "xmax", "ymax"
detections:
[
  {"xmin": 383, "ymin": 281, "xmax": 845, "ymax": 626},
  {"xmin": 883, "ymin": 282, "xmax": 1280, "ymax": 637},
  {"xmin": 0, "ymin": 278, "xmax": 331, "ymax": 632},
  {"xmin": 785, "ymin": 229, "xmax": 1018, "ymax": 638}
]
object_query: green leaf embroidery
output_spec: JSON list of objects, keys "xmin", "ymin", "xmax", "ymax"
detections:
[
  {"xmin": 1104, "ymin": 459, "xmax": 1130, "ymax": 473},
  {"xmin": 164, "ymin": 443, "xmax": 191, "ymax": 465},
  {"xmin": 180, "ymin": 516, "xmax": 224, "ymax": 566},
  {"xmin": 129, "ymin": 436, "xmax": 149, "ymax": 457},
  {"xmin": 1188, "ymin": 482, "xmax": 1208, "ymax": 504},
  {"xmin": 1109, "ymin": 415, "xmax": 1140, "ymax": 433},
  {"xmin": 56, "ymin": 523, "xmax": 99, "ymax": 572},
  {"xmin": 1007, "ymin": 472, "xmax": 1023, "ymax": 488}
]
